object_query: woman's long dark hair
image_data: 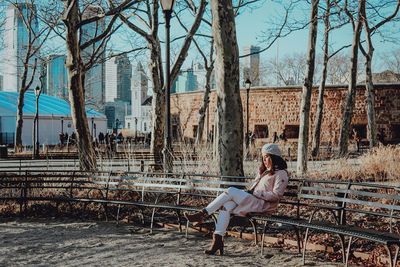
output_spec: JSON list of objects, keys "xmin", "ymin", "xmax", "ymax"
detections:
[{"xmin": 259, "ymin": 154, "xmax": 288, "ymax": 175}]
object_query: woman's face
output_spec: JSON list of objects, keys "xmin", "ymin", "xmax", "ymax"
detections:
[{"xmin": 262, "ymin": 153, "xmax": 273, "ymax": 170}]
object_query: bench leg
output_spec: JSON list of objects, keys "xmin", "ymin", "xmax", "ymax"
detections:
[
  {"xmin": 150, "ymin": 207, "xmax": 157, "ymax": 234},
  {"xmin": 248, "ymin": 218, "xmax": 258, "ymax": 245},
  {"xmin": 185, "ymin": 221, "xmax": 189, "ymax": 238},
  {"xmin": 295, "ymin": 227, "xmax": 302, "ymax": 254},
  {"xmin": 345, "ymin": 236, "xmax": 353, "ymax": 267},
  {"xmin": 385, "ymin": 245, "xmax": 394, "ymax": 267},
  {"xmin": 302, "ymin": 228, "xmax": 310, "ymax": 265},
  {"xmin": 337, "ymin": 234, "xmax": 346, "ymax": 264},
  {"xmin": 116, "ymin": 204, "xmax": 121, "ymax": 225},
  {"xmin": 175, "ymin": 210, "xmax": 182, "ymax": 233},
  {"xmin": 393, "ymin": 245, "xmax": 399, "ymax": 267},
  {"xmin": 261, "ymin": 221, "xmax": 267, "ymax": 256}
]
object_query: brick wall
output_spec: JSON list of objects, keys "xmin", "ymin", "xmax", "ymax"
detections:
[{"xmin": 170, "ymin": 84, "xmax": 400, "ymax": 146}]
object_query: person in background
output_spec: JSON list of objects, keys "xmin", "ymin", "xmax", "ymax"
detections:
[{"xmin": 184, "ymin": 143, "xmax": 289, "ymax": 256}]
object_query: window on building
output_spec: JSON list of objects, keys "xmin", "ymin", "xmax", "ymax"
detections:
[
  {"xmin": 172, "ymin": 125, "xmax": 180, "ymax": 140},
  {"xmin": 254, "ymin": 125, "xmax": 268, "ymax": 138},
  {"xmin": 284, "ymin": 125, "xmax": 299, "ymax": 139},
  {"xmin": 391, "ymin": 124, "xmax": 400, "ymax": 140},
  {"xmin": 144, "ymin": 122, "xmax": 147, "ymax": 132},
  {"xmin": 127, "ymin": 123, "xmax": 130, "ymax": 129},
  {"xmin": 193, "ymin": 125, "xmax": 198, "ymax": 138},
  {"xmin": 351, "ymin": 124, "xmax": 367, "ymax": 139}
]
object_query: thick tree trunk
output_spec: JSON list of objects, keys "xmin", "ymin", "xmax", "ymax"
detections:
[
  {"xmin": 195, "ymin": 67, "xmax": 213, "ymax": 144},
  {"xmin": 296, "ymin": 0, "xmax": 319, "ymax": 175},
  {"xmin": 63, "ymin": 0, "xmax": 96, "ymax": 170},
  {"xmin": 338, "ymin": 0, "xmax": 364, "ymax": 157},
  {"xmin": 149, "ymin": 42, "xmax": 165, "ymax": 165},
  {"xmin": 311, "ymin": 0, "xmax": 330, "ymax": 157},
  {"xmin": 211, "ymin": 0, "xmax": 243, "ymax": 177}
]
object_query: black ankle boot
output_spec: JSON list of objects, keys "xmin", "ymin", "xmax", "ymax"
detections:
[
  {"xmin": 184, "ymin": 209, "xmax": 208, "ymax": 223},
  {"xmin": 204, "ymin": 234, "xmax": 224, "ymax": 256}
]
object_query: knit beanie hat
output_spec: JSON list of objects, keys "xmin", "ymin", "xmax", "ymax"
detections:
[{"xmin": 261, "ymin": 143, "xmax": 282, "ymax": 157}]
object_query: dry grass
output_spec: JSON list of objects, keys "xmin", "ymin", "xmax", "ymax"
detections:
[{"xmin": 308, "ymin": 145, "xmax": 400, "ymax": 182}]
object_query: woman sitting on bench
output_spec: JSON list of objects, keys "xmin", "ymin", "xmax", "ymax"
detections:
[{"xmin": 184, "ymin": 143, "xmax": 289, "ymax": 256}]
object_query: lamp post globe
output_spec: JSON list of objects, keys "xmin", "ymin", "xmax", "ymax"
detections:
[
  {"xmin": 160, "ymin": 0, "xmax": 175, "ymax": 12},
  {"xmin": 160, "ymin": 0, "xmax": 175, "ymax": 172}
]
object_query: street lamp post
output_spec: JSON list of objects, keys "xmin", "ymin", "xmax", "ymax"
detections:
[
  {"xmin": 134, "ymin": 117, "xmax": 138, "ymax": 141},
  {"xmin": 61, "ymin": 117, "xmax": 64, "ymax": 134},
  {"xmin": 33, "ymin": 86, "xmax": 42, "ymax": 159},
  {"xmin": 91, "ymin": 117, "xmax": 94, "ymax": 137},
  {"xmin": 245, "ymin": 79, "xmax": 252, "ymax": 150},
  {"xmin": 160, "ymin": 0, "xmax": 175, "ymax": 172}
]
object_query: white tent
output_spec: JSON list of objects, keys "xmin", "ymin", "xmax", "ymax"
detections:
[{"xmin": 0, "ymin": 91, "xmax": 107, "ymax": 146}]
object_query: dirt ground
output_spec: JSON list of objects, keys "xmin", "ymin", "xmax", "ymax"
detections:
[{"xmin": 0, "ymin": 218, "xmax": 341, "ymax": 267}]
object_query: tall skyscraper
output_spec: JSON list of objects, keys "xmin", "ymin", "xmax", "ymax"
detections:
[
  {"xmin": 0, "ymin": 3, "xmax": 40, "ymax": 91},
  {"xmin": 46, "ymin": 55, "xmax": 68, "ymax": 99},
  {"xmin": 81, "ymin": 5, "xmax": 106, "ymax": 110},
  {"xmin": 171, "ymin": 67, "xmax": 197, "ymax": 93},
  {"xmin": 105, "ymin": 54, "xmax": 132, "ymax": 103},
  {"xmin": 243, "ymin": 45, "xmax": 260, "ymax": 86}
]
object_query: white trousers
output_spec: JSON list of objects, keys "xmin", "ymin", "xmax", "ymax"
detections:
[{"xmin": 205, "ymin": 187, "xmax": 249, "ymax": 236}]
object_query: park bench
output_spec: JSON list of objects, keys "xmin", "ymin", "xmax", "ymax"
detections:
[
  {"xmin": 252, "ymin": 179, "xmax": 400, "ymax": 267},
  {"xmin": 0, "ymin": 170, "xmax": 262, "ymax": 238},
  {"xmin": 2, "ymin": 170, "xmax": 400, "ymax": 266}
]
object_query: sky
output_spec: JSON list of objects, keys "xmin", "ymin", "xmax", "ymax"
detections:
[{"xmin": 234, "ymin": 0, "xmax": 400, "ymax": 70}]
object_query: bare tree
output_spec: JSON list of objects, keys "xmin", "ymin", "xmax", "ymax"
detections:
[
  {"xmin": 193, "ymin": 39, "xmax": 214, "ymax": 144},
  {"xmin": 359, "ymin": 0, "xmax": 400, "ymax": 148},
  {"xmin": 211, "ymin": 0, "xmax": 243, "ymax": 176},
  {"xmin": 311, "ymin": 0, "xmax": 331, "ymax": 157},
  {"xmin": 338, "ymin": 0, "xmax": 365, "ymax": 157},
  {"xmin": 120, "ymin": 0, "xmax": 207, "ymax": 168},
  {"xmin": 5, "ymin": 1, "xmax": 55, "ymax": 153},
  {"xmin": 62, "ymin": 0, "xmax": 139, "ymax": 170},
  {"xmin": 296, "ymin": 0, "xmax": 319, "ymax": 175}
]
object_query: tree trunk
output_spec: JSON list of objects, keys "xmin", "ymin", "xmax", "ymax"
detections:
[
  {"xmin": 63, "ymin": 0, "xmax": 96, "ymax": 170},
  {"xmin": 338, "ymin": 0, "xmax": 364, "ymax": 157},
  {"xmin": 211, "ymin": 0, "xmax": 243, "ymax": 177},
  {"xmin": 296, "ymin": 0, "xmax": 319, "ymax": 176},
  {"xmin": 195, "ymin": 66, "xmax": 213, "ymax": 144},
  {"xmin": 14, "ymin": 42, "xmax": 36, "ymax": 153},
  {"xmin": 149, "ymin": 41, "xmax": 165, "ymax": 166},
  {"xmin": 311, "ymin": 0, "xmax": 330, "ymax": 157},
  {"xmin": 361, "ymin": 4, "xmax": 377, "ymax": 148},
  {"xmin": 15, "ymin": 62, "xmax": 30, "ymax": 153}
]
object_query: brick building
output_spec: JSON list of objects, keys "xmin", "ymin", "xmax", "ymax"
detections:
[{"xmin": 170, "ymin": 84, "xmax": 400, "ymax": 147}]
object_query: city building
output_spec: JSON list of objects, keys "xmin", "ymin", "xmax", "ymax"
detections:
[
  {"xmin": 171, "ymin": 67, "xmax": 197, "ymax": 93},
  {"xmin": 0, "ymin": 3, "xmax": 41, "ymax": 92},
  {"xmin": 81, "ymin": 5, "xmax": 106, "ymax": 110},
  {"xmin": 170, "ymin": 84, "xmax": 400, "ymax": 146},
  {"xmin": 242, "ymin": 45, "xmax": 260, "ymax": 86},
  {"xmin": 46, "ymin": 55, "xmax": 68, "ymax": 100},
  {"xmin": 105, "ymin": 54, "xmax": 132, "ymax": 103},
  {"xmin": 0, "ymin": 91, "xmax": 106, "ymax": 146},
  {"xmin": 125, "ymin": 62, "xmax": 152, "ymax": 135},
  {"xmin": 103, "ymin": 101, "xmax": 131, "ymax": 131}
]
